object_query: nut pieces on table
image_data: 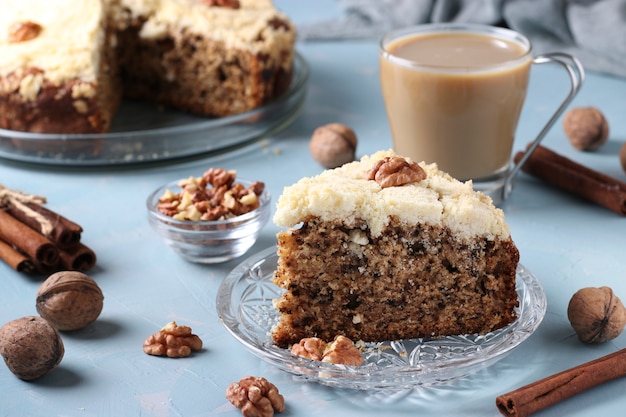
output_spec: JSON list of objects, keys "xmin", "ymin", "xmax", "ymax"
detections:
[
  {"xmin": 156, "ymin": 168, "xmax": 265, "ymax": 221},
  {"xmin": 567, "ymin": 286, "xmax": 626, "ymax": 343},
  {"xmin": 226, "ymin": 376, "xmax": 285, "ymax": 417},
  {"xmin": 290, "ymin": 335, "xmax": 364, "ymax": 366},
  {"xmin": 143, "ymin": 321, "xmax": 203, "ymax": 358}
]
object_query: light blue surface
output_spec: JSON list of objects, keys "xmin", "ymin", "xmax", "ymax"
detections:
[{"xmin": 2, "ymin": 2, "xmax": 626, "ymax": 416}]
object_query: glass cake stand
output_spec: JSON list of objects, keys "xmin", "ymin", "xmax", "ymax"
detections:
[
  {"xmin": 216, "ymin": 246, "xmax": 547, "ymax": 390},
  {"xmin": 0, "ymin": 54, "xmax": 309, "ymax": 166}
]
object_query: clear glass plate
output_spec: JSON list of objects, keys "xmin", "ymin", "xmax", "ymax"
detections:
[
  {"xmin": 0, "ymin": 54, "xmax": 308, "ymax": 166},
  {"xmin": 217, "ymin": 246, "xmax": 547, "ymax": 390}
]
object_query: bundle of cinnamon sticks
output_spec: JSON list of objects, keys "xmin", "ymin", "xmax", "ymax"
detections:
[{"xmin": 0, "ymin": 186, "xmax": 96, "ymax": 274}]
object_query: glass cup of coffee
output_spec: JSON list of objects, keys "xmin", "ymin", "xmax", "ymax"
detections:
[{"xmin": 379, "ymin": 23, "xmax": 584, "ymax": 205}]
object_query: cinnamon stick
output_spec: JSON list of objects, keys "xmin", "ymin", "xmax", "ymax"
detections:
[
  {"xmin": 0, "ymin": 238, "xmax": 35, "ymax": 273},
  {"xmin": 496, "ymin": 348, "xmax": 626, "ymax": 417},
  {"xmin": 58, "ymin": 242, "xmax": 97, "ymax": 271},
  {"xmin": 513, "ymin": 145, "xmax": 626, "ymax": 215},
  {"xmin": 6, "ymin": 201, "xmax": 82, "ymax": 249},
  {"xmin": 0, "ymin": 210, "xmax": 59, "ymax": 266}
]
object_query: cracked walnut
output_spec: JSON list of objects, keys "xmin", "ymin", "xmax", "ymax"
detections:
[
  {"xmin": 226, "ymin": 376, "xmax": 285, "ymax": 417},
  {"xmin": 143, "ymin": 321, "xmax": 202, "ymax": 358},
  {"xmin": 291, "ymin": 335, "xmax": 363, "ymax": 366}
]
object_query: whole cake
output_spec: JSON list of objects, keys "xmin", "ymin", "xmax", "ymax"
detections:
[
  {"xmin": 0, "ymin": 0, "xmax": 295, "ymax": 134},
  {"xmin": 271, "ymin": 150, "xmax": 520, "ymax": 348}
]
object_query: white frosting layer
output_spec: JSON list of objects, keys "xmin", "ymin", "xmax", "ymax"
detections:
[
  {"xmin": 0, "ymin": 0, "xmax": 105, "ymax": 83},
  {"xmin": 274, "ymin": 150, "xmax": 511, "ymax": 240}
]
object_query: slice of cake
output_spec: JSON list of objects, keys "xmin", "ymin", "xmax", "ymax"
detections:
[
  {"xmin": 271, "ymin": 150, "xmax": 520, "ymax": 348},
  {"xmin": 0, "ymin": 0, "xmax": 120, "ymax": 133}
]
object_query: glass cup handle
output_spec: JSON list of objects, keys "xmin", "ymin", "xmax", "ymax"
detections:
[{"xmin": 502, "ymin": 53, "xmax": 585, "ymax": 201}]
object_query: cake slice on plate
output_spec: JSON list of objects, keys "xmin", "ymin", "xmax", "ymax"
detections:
[{"xmin": 271, "ymin": 150, "xmax": 520, "ymax": 348}]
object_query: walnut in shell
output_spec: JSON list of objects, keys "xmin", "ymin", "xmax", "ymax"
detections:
[
  {"xmin": 309, "ymin": 123, "xmax": 357, "ymax": 168},
  {"xmin": 562, "ymin": 106, "xmax": 609, "ymax": 151},
  {"xmin": 36, "ymin": 271, "xmax": 104, "ymax": 331},
  {"xmin": 567, "ymin": 286, "xmax": 626, "ymax": 343},
  {"xmin": 0, "ymin": 316, "xmax": 64, "ymax": 380}
]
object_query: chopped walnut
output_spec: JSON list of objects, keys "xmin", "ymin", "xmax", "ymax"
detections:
[
  {"xmin": 143, "ymin": 321, "xmax": 203, "ymax": 358},
  {"xmin": 157, "ymin": 168, "xmax": 265, "ymax": 221},
  {"xmin": 73, "ymin": 100, "xmax": 89, "ymax": 114},
  {"xmin": 290, "ymin": 337, "xmax": 325, "ymax": 361},
  {"xmin": 291, "ymin": 336, "xmax": 363, "ymax": 366},
  {"xmin": 226, "ymin": 376, "xmax": 285, "ymax": 417},
  {"xmin": 200, "ymin": 0, "xmax": 240, "ymax": 8},
  {"xmin": 322, "ymin": 336, "xmax": 364, "ymax": 366},
  {"xmin": 8, "ymin": 21, "xmax": 43, "ymax": 43},
  {"xmin": 367, "ymin": 156, "xmax": 427, "ymax": 188}
]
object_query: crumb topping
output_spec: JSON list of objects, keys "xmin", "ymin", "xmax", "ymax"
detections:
[{"xmin": 273, "ymin": 150, "xmax": 511, "ymax": 240}]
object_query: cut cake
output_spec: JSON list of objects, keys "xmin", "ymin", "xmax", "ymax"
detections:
[{"xmin": 0, "ymin": 0, "xmax": 295, "ymax": 134}]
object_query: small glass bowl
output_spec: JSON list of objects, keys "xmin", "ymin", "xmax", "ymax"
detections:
[{"xmin": 146, "ymin": 179, "xmax": 271, "ymax": 264}]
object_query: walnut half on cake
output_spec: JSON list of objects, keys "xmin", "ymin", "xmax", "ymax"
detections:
[{"xmin": 271, "ymin": 150, "xmax": 520, "ymax": 348}]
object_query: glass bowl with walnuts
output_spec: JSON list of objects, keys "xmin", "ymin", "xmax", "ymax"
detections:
[{"xmin": 146, "ymin": 168, "xmax": 270, "ymax": 264}]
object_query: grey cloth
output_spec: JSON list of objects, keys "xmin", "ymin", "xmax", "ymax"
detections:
[{"xmin": 297, "ymin": 0, "xmax": 626, "ymax": 78}]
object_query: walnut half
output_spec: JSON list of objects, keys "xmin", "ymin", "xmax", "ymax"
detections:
[
  {"xmin": 367, "ymin": 156, "xmax": 427, "ymax": 188},
  {"xmin": 143, "ymin": 321, "xmax": 203, "ymax": 358},
  {"xmin": 291, "ymin": 335, "xmax": 363, "ymax": 366},
  {"xmin": 226, "ymin": 376, "xmax": 285, "ymax": 417},
  {"xmin": 321, "ymin": 335, "xmax": 364, "ymax": 366},
  {"xmin": 290, "ymin": 337, "xmax": 325, "ymax": 361},
  {"xmin": 8, "ymin": 21, "xmax": 43, "ymax": 43}
]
